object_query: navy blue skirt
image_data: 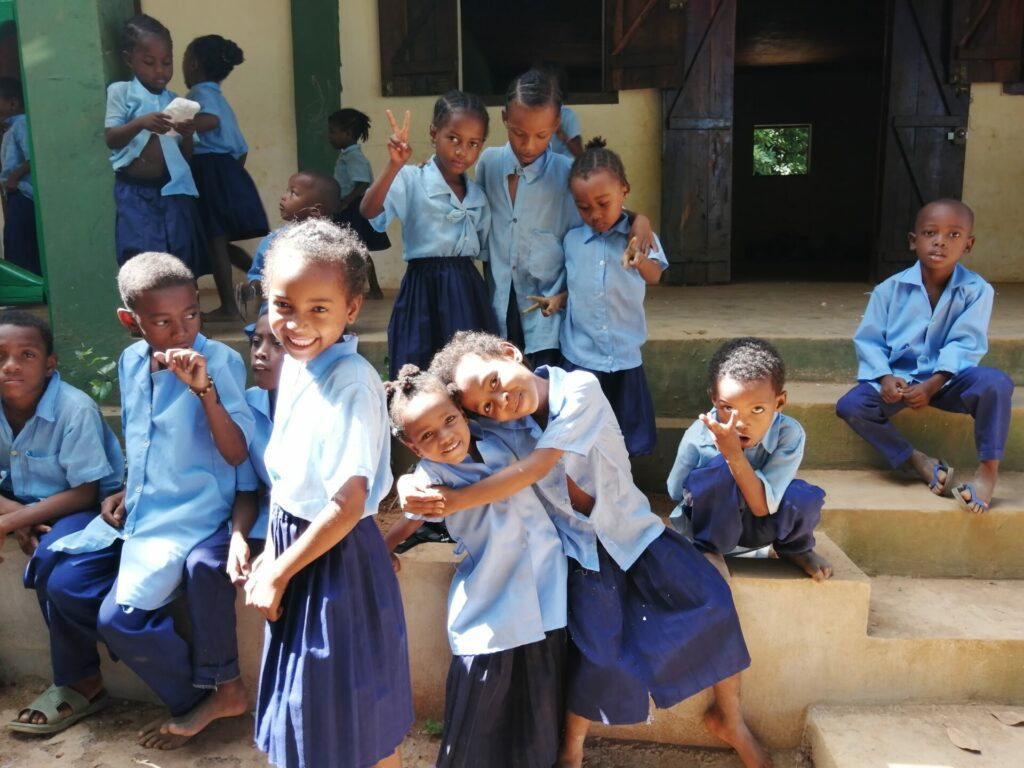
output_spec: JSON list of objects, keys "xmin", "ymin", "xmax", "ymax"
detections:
[
  {"xmin": 191, "ymin": 152, "xmax": 270, "ymax": 241},
  {"xmin": 560, "ymin": 358, "xmax": 656, "ymax": 457},
  {"xmin": 3, "ymin": 190, "xmax": 40, "ymax": 274},
  {"xmin": 114, "ymin": 174, "xmax": 208, "ymax": 275},
  {"xmin": 335, "ymin": 198, "xmax": 391, "ymax": 252},
  {"xmin": 387, "ymin": 257, "xmax": 499, "ymax": 379},
  {"xmin": 567, "ymin": 529, "xmax": 750, "ymax": 725},
  {"xmin": 255, "ymin": 510, "xmax": 414, "ymax": 768},
  {"xmin": 438, "ymin": 629, "xmax": 566, "ymax": 768}
]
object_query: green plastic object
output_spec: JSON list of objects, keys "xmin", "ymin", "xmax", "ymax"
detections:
[{"xmin": 0, "ymin": 260, "xmax": 44, "ymax": 304}]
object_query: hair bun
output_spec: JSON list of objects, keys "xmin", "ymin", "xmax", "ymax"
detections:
[
  {"xmin": 224, "ymin": 39, "xmax": 244, "ymax": 66},
  {"xmin": 584, "ymin": 136, "xmax": 607, "ymax": 150}
]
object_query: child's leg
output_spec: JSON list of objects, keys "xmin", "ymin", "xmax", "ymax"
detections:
[
  {"xmin": 557, "ymin": 711, "xmax": 592, "ymax": 768},
  {"xmin": 366, "ymin": 255, "xmax": 384, "ymax": 299},
  {"xmin": 227, "ymin": 242, "xmax": 253, "ymax": 272},
  {"xmin": 705, "ymin": 673, "xmax": 773, "ymax": 768},
  {"xmin": 3, "ymin": 190, "xmax": 41, "ymax": 274},
  {"xmin": 685, "ymin": 454, "xmax": 746, "ymax": 555},
  {"xmin": 203, "ymin": 235, "xmax": 243, "ymax": 321},
  {"xmin": 740, "ymin": 480, "xmax": 832, "ymax": 581},
  {"xmin": 23, "ymin": 510, "xmax": 97, "ymax": 621}
]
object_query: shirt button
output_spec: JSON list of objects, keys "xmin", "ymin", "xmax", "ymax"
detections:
[
  {"xmin": 135, "ymin": 485, "xmax": 142, "ymax": 493},
  {"xmin": 9, "ymin": 449, "xmax": 17, "ymax": 457},
  {"xmin": 599, "ymin": 260, "xmax": 604, "ymax": 266},
  {"xmin": 143, "ymin": 440, "xmax": 150, "ymax": 448}
]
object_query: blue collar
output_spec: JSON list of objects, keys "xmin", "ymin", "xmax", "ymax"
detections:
[
  {"xmin": 245, "ymin": 386, "xmax": 274, "ymax": 420},
  {"xmin": 582, "ymin": 213, "xmax": 630, "ymax": 244},
  {"xmin": 192, "ymin": 80, "xmax": 221, "ymax": 93},
  {"xmin": 129, "ymin": 76, "xmax": 168, "ymax": 100},
  {"xmin": 304, "ymin": 334, "xmax": 359, "ymax": 379},
  {"xmin": 22, "ymin": 371, "xmax": 62, "ymax": 423},
  {"xmin": 897, "ymin": 261, "xmax": 971, "ymax": 291},
  {"xmin": 500, "ymin": 143, "xmax": 550, "ymax": 183},
  {"xmin": 341, "ymin": 144, "xmax": 363, "ymax": 156},
  {"xmin": 424, "ymin": 156, "xmax": 457, "ymax": 198},
  {"xmin": 4, "ymin": 113, "xmax": 24, "ymax": 128}
]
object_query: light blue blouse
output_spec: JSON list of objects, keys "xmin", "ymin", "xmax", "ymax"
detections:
[
  {"xmin": 105, "ymin": 78, "xmax": 197, "ymax": 197},
  {"xmin": 265, "ymin": 336, "xmax": 392, "ymax": 522},
  {"xmin": 334, "ymin": 143, "xmax": 373, "ymax": 199},
  {"xmin": 235, "ymin": 386, "xmax": 273, "ymax": 539},
  {"xmin": 0, "ymin": 372, "xmax": 123, "ymax": 506},
  {"xmin": 549, "ymin": 106, "xmax": 582, "ymax": 158},
  {"xmin": 410, "ymin": 419, "xmax": 567, "ymax": 656},
  {"xmin": 560, "ymin": 215, "xmax": 667, "ymax": 372},
  {"xmin": 475, "ymin": 144, "xmax": 579, "ymax": 353},
  {"xmin": 853, "ymin": 262, "xmax": 994, "ymax": 390},
  {"xmin": 369, "ymin": 157, "xmax": 489, "ymax": 261},
  {"xmin": 187, "ymin": 81, "xmax": 248, "ymax": 159},
  {"xmin": 51, "ymin": 335, "xmax": 253, "ymax": 610},
  {"xmin": 247, "ymin": 226, "xmax": 285, "ymax": 285},
  {"xmin": 0, "ymin": 114, "xmax": 33, "ymax": 199},
  {"xmin": 666, "ymin": 410, "xmax": 805, "ymax": 520}
]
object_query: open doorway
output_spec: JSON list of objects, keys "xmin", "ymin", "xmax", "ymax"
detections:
[{"xmin": 731, "ymin": 0, "xmax": 886, "ymax": 281}]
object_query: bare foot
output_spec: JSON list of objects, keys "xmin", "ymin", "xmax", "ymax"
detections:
[
  {"xmin": 138, "ymin": 715, "xmax": 192, "ymax": 750},
  {"xmin": 161, "ymin": 678, "xmax": 248, "ymax": 737},
  {"xmin": 957, "ymin": 461, "xmax": 998, "ymax": 513},
  {"xmin": 704, "ymin": 704, "xmax": 773, "ymax": 768},
  {"xmin": 906, "ymin": 451, "xmax": 951, "ymax": 496},
  {"xmin": 17, "ymin": 674, "xmax": 104, "ymax": 725},
  {"xmin": 782, "ymin": 549, "xmax": 833, "ymax": 581},
  {"xmin": 556, "ymin": 710, "xmax": 589, "ymax": 768},
  {"xmin": 201, "ymin": 307, "xmax": 243, "ymax": 324}
]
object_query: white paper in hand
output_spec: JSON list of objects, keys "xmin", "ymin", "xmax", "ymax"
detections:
[{"xmin": 163, "ymin": 97, "xmax": 200, "ymax": 136}]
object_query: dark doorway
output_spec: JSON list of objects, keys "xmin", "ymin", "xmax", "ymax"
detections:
[{"xmin": 731, "ymin": 1, "xmax": 886, "ymax": 281}]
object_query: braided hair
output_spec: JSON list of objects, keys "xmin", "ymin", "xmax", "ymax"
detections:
[
  {"xmin": 432, "ymin": 90, "xmax": 489, "ymax": 137},
  {"xmin": 569, "ymin": 136, "xmax": 628, "ymax": 186},
  {"xmin": 384, "ymin": 364, "xmax": 457, "ymax": 439}
]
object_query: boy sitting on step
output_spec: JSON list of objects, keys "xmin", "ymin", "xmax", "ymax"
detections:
[
  {"xmin": 836, "ymin": 199, "xmax": 1013, "ymax": 513},
  {"xmin": 667, "ymin": 337, "xmax": 832, "ymax": 581}
]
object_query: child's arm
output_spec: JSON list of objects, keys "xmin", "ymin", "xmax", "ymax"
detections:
[
  {"xmin": 699, "ymin": 411, "xmax": 770, "ymax": 517},
  {"xmin": 105, "ymin": 112, "xmax": 173, "ymax": 149},
  {"xmin": 359, "ymin": 110, "xmax": 412, "ymax": 219},
  {"xmin": 383, "ymin": 515, "xmax": 423, "ymax": 553},
  {"xmin": 852, "ymin": 282, "xmax": 897, "ymax": 386},
  {"xmin": 0, "ymin": 481, "xmax": 100, "ymax": 548},
  {"xmin": 3, "ymin": 161, "xmax": 29, "ymax": 190},
  {"xmin": 624, "ymin": 211, "xmax": 655, "ymax": 258},
  {"xmin": 227, "ymin": 490, "xmax": 259, "ymax": 584},
  {"xmin": 666, "ymin": 422, "xmax": 704, "ymax": 501},
  {"xmin": 192, "ymin": 113, "xmax": 220, "ymax": 134},
  {"xmin": 338, "ymin": 181, "xmax": 369, "ymax": 214}
]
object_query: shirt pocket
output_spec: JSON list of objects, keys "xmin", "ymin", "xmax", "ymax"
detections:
[
  {"xmin": 525, "ymin": 230, "xmax": 565, "ymax": 289},
  {"xmin": 23, "ymin": 451, "xmax": 69, "ymax": 502}
]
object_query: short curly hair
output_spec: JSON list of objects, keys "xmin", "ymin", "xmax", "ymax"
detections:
[
  {"xmin": 384, "ymin": 364, "xmax": 458, "ymax": 439},
  {"xmin": 0, "ymin": 310, "xmax": 53, "ymax": 355},
  {"xmin": 263, "ymin": 218, "xmax": 369, "ymax": 299},
  {"xmin": 708, "ymin": 337, "xmax": 786, "ymax": 396},
  {"xmin": 429, "ymin": 330, "xmax": 512, "ymax": 389},
  {"xmin": 117, "ymin": 252, "xmax": 196, "ymax": 311}
]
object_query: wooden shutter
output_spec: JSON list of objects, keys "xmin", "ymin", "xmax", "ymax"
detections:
[
  {"xmin": 950, "ymin": 0, "xmax": 1024, "ymax": 84},
  {"xmin": 606, "ymin": 0, "xmax": 689, "ymax": 90},
  {"xmin": 377, "ymin": 0, "xmax": 458, "ymax": 97}
]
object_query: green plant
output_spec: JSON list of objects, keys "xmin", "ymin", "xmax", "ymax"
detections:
[
  {"xmin": 73, "ymin": 345, "xmax": 118, "ymax": 402},
  {"xmin": 753, "ymin": 125, "xmax": 810, "ymax": 176},
  {"xmin": 422, "ymin": 718, "xmax": 444, "ymax": 737}
]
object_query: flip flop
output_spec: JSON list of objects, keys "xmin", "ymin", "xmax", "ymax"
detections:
[
  {"xmin": 929, "ymin": 461, "xmax": 954, "ymax": 497},
  {"xmin": 953, "ymin": 482, "xmax": 990, "ymax": 514},
  {"xmin": 6, "ymin": 684, "xmax": 110, "ymax": 735}
]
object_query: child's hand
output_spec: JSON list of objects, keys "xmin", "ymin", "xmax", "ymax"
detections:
[
  {"xmin": 173, "ymin": 118, "xmax": 196, "ymax": 137},
  {"xmin": 136, "ymin": 111, "xmax": 174, "ymax": 135},
  {"xmin": 699, "ymin": 410, "xmax": 744, "ymax": 459},
  {"xmin": 385, "ymin": 109, "xmax": 412, "ymax": 165},
  {"xmin": 622, "ymin": 237, "xmax": 646, "ymax": 269},
  {"xmin": 244, "ymin": 562, "xmax": 286, "ymax": 621},
  {"xmin": 627, "ymin": 215, "xmax": 655, "ymax": 259},
  {"xmin": 14, "ymin": 523, "xmax": 49, "ymax": 556},
  {"xmin": 227, "ymin": 531, "xmax": 252, "ymax": 585},
  {"xmin": 524, "ymin": 292, "xmax": 567, "ymax": 318},
  {"xmin": 4, "ymin": 177, "xmax": 17, "ymax": 191},
  {"xmin": 0, "ymin": 496, "xmax": 22, "ymax": 516},
  {"xmin": 396, "ymin": 474, "xmax": 445, "ymax": 515},
  {"xmin": 100, "ymin": 490, "xmax": 126, "ymax": 529},
  {"xmin": 879, "ymin": 375, "xmax": 907, "ymax": 404},
  {"xmin": 900, "ymin": 381, "xmax": 935, "ymax": 409},
  {"xmin": 154, "ymin": 348, "xmax": 210, "ymax": 392}
]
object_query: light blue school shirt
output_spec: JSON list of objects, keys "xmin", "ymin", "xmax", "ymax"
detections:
[
  {"xmin": 265, "ymin": 336, "xmax": 392, "ymax": 522},
  {"xmin": 853, "ymin": 262, "xmax": 993, "ymax": 390},
  {"xmin": 1, "ymin": 114, "xmax": 33, "ymax": 199},
  {"xmin": 549, "ymin": 106, "xmax": 582, "ymax": 158},
  {"xmin": 535, "ymin": 366, "xmax": 664, "ymax": 571},
  {"xmin": 369, "ymin": 156, "xmax": 489, "ymax": 261},
  {"xmin": 187, "ymin": 81, "xmax": 248, "ymax": 159},
  {"xmin": 334, "ymin": 143, "xmax": 373, "ymax": 199},
  {"xmin": 105, "ymin": 78, "xmax": 197, "ymax": 197},
  {"xmin": 0, "ymin": 372, "xmax": 124, "ymax": 506},
  {"xmin": 476, "ymin": 144, "xmax": 580, "ymax": 353},
  {"xmin": 410, "ymin": 420, "xmax": 567, "ymax": 656},
  {"xmin": 561, "ymin": 215, "xmax": 668, "ymax": 372},
  {"xmin": 52, "ymin": 335, "xmax": 253, "ymax": 610},
  {"xmin": 666, "ymin": 410, "xmax": 805, "ymax": 521},
  {"xmin": 234, "ymin": 386, "xmax": 273, "ymax": 539},
  {"xmin": 247, "ymin": 226, "xmax": 286, "ymax": 285}
]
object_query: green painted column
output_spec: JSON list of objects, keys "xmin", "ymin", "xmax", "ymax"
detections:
[
  {"xmin": 290, "ymin": 0, "xmax": 341, "ymax": 174},
  {"xmin": 16, "ymin": 0, "xmax": 132, "ymax": 397}
]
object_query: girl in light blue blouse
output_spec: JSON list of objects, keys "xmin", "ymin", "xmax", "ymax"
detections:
[{"xmin": 360, "ymin": 91, "xmax": 499, "ymax": 379}]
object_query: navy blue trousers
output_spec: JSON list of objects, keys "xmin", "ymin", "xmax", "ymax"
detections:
[
  {"xmin": 23, "ymin": 509, "xmax": 97, "ymax": 621},
  {"xmin": 3, "ymin": 190, "xmax": 40, "ymax": 274},
  {"xmin": 836, "ymin": 366, "xmax": 1014, "ymax": 467},
  {"xmin": 681, "ymin": 454, "xmax": 824, "ymax": 556},
  {"xmin": 45, "ymin": 542, "xmax": 206, "ymax": 716},
  {"xmin": 114, "ymin": 174, "xmax": 208, "ymax": 275}
]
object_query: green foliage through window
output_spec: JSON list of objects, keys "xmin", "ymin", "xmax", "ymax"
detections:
[{"xmin": 753, "ymin": 125, "xmax": 811, "ymax": 176}]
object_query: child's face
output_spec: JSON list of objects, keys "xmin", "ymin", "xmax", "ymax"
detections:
[
  {"xmin": 267, "ymin": 251, "xmax": 362, "ymax": 362},
  {"xmin": 328, "ymin": 123, "xmax": 354, "ymax": 150},
  {"xmin": 248, "ymin": 313, "xmax": 285, "ymax": 391},
  {"xmin": 182, "ymin": 45, "xmax": 201, "ymax": 89},
  {"xmin": 501, "ymin": 102, "xmax": 560, "ymax": 167},
  {"xmin": 0, "ymin": 96, "xmax": 21, "ymax": 122},
  {"xmin": 571, "ymin": 169, "xmax": 629, "ymax": 233},
  {"xmin": 400, "ymin": 390, "xmax": 472, "ymax": 464},
  {"xmin": 711, "ymin": 375, "xmax": 786, "ymax": 449},
  {"xmin": 279, "ymin": 174, "xmax": 325, "ymax": 222},
  {"xmin": 117, "ymin": 284, "xmax": 201, "ymax": 353},
  {"xmin": 908, "ymin": 201, "xmax": 975, "ymax": 276},
  {"xmin": 124, "ymin": 34, "xmax": 173, "ymax": 94},
  {"xmin": 451, "ymin": 345, "xmax": 541, "ymax": 421},
  {"xmin": 0, "ymin": 325, "xmax": 56, "ymax": 406},
  {"xmin": 430, "ymin": 110, "xmax": 487, "ymax": 184}
]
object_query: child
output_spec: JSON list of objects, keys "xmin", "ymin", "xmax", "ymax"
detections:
[
  {"xmin": 40, "ymin": 252, "xmax": 253, "ymax": 749},
  {"xmin": 560, "ymin": 138, "xmax": 666, "ymax": 456},
  {"xmin": 244, "ymin": 219, "xmax": 412, "ymax": 768},
  {"xmin": 540, "ymin": 63, "xmax": 583, "ymax": 159},
  {"xmin": 360, "ymin": 91, "xmax": 498, "ymax": 379},
  {"xmin": 668, "ymin": 338, "xmax": 832, "ymax": 581},
  {"xmin": 837, "ymin": 199, "xmax": 1013, "ymax": 513},
  {"xmin": 384, "ymin": 365, "xmax": 568, "ymax": 768},
  {"xmin": 328, "ymin": 107, "xmax": 387, "ymax": 298},
  {"xmin": 105, "ymin": 15, "xmax": 207, "ymax": 273},
  {"xmin": 0, "ymin": 312, "xmax": 124, "ymax": 737},
  {"xmin": 425, "ymin": 332, "xmax": 771, "ymax": 768},
  {"xmin": 475, "ymin": 69, "xmax": 653, "ymax": 368},
  {"xmin": 184, "ymin": 34, "xmax": 270, "ymax": 321},
  {"xmin": 0, "ymin": 78, "xmax": 39, "ymax": 274}
]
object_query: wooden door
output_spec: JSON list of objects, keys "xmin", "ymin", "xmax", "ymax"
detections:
[{"xmin": 377, "ymin": 0, "xmax": 458, "ymax": 97}]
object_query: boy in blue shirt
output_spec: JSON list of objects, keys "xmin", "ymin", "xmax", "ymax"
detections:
[
  {"xmin": 837, "ymin": 199, "xmax": 1013, "ymax": 513},
  {"xmin": 0, "ymin": 78, "xmax": 40, "ymax": 274}
]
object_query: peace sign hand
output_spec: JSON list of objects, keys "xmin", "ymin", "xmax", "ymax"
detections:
[{"xmin": 386, "ymin": 109, "xmax": 413, "ymax": 165}]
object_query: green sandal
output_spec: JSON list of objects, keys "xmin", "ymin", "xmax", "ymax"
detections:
[{"xmin": 6, "ymin": 684, "xmax": 109, "ymax": 735}]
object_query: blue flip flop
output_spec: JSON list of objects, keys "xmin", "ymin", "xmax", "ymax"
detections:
[
  {"xmin": 953, "ymin": 482, "xmax": 990, "ymax": 513},
  {"xmin": 929, "ymin": 461, "xmax": 954, "ymax": 497}
]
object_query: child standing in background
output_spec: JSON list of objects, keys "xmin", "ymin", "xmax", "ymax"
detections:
[
  {"xmin": 105, "ymin": 15, "xmax": 206, "ymax": 273},
  {"xmin": 0, "ymin": 78, "xmax": 39, "ymax": 274},
  {"xmin": 185, "ymin": 34, "xmax": 270, "ymax": 321},
  {"xmin": 361, "ymin": 92, "xmax": 498, "ymax": 379},
  {"xmin": 328, "ymin": 107, "xmax": 386, "ymax": 299},
  {"xmin": 540, "ymin": 63, "xmax": 583, "ymax": 159}
]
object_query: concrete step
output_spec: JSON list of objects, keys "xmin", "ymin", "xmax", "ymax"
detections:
[{"xmin": 805, "ymin": 703, "xmax": 1024, "ymax": 768}]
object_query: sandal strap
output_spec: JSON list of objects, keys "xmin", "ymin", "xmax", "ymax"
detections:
[{"xmin": 19, "ymin": 684, "xmax": 91, "ymax": 722}]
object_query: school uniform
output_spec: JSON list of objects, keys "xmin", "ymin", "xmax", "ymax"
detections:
[
  {"xmin": 411, "ymin": 419, "xmax": 567, "ymax": 768},
  {"xmin": 560, "ymin": 215, "xmax": 666, "ymax": 456},
  {"xmin": 255, "ymin": 336, "xmax": 412, "ymax": 768},
  {"xmin": 534, "ymin": 366, "xmax": 750, "ymax": 724},
  {"xmin": 836, "ymin": 262, "xmax": 1014, "ymax": 466},
  {"xmin": 1, "ymin": 113, "xmax": 40, "ymax": 274},
  {"xmin": 106, "ymin": 77, "xmax": 207, "ymax": 273},
  {"xmin": 187, "ymin": 81, "xmax": 269, "ymax": 242},
  {"xmin": 369, "ymin": 158, "xmax": 497, "ymax": 378},
  {"xmin": 247, "ymin": 226, "xmax": 287, "ymax": 287},
  {"xmin": 549, "ymin": 105, "xmax": 582, "ymax": 159},
  {"xmin": 333, "ymin": 143, "xmax": 389, "ymax": 251},
  {"xmin": 47, "ymin": 335, "xmax": 252, "ymax": 715},
  {"xmin": 667, "ymin": 410, "xmax": 825, "ymax": 556},
  {"xmin": 476, "ymin": 144, "xmax": 579, "ymax": 364}
]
